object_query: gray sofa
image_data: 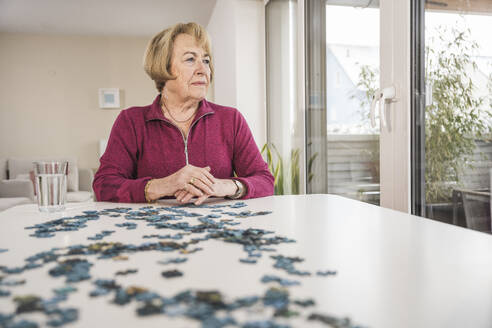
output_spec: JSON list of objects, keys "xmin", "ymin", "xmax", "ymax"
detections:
[{"xmin": 0, "ymin": 157, "xmax": 94, "ymax": 211}]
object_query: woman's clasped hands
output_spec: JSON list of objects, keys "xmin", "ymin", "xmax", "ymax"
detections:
[{"xmin": 146, "ymin": 164, "xmax": 238, "ymax": 205}]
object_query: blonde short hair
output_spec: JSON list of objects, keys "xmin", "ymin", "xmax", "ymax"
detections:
[{"xmin": 143, "ymin": 22, "xmax": 213, "ymax": 93}]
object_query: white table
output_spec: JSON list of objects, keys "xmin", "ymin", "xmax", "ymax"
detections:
[{"xmin": 1, "ymin": 195, "xmax": 492, "ymax": 327}]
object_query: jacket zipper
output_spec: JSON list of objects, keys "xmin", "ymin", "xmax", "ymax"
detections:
[{"xmin": 167, "ymin": 112, "xmax": 213, "ymax": 165}]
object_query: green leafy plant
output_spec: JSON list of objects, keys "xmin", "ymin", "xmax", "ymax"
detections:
[
  {"xmin": 261, "ymin": 143, "xmax": 284, "ymax": 195},
  {"xmin": 425, "ymin": 24, "xmax": 492, "ymax": 203},
  {"xmin": 351, "ymin": 64, "xmax": 379, "ymax": 125},
  {"xmin": 261, "ymin": 143, "xmax": 303, "ymax": 195},
  {"xmin": 290, "ymin": 149, "xmax": 300, "ymax": 195}
]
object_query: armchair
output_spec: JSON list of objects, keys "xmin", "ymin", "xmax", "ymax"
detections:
[{"xmin": 0, "ymin": 179, "xmax": 34, "ymax": 211}]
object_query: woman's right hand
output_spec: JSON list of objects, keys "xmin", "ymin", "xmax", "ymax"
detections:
[{"xmin": 146, "ymin": 165, "xmax": 215, "ymax": 201}]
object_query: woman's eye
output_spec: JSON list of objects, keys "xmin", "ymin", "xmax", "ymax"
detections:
[
  {"xmin": 185, "ymin": 57, "xmax": 195, "ymax": 62},
  {"xmin": 203, "ymin": 59, "xmax": 210, "ymax": 65}
]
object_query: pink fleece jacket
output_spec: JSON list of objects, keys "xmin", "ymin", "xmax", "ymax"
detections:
[{"xmin": 93, "ymin": 95, "xmax": 274, "ymax": 203}]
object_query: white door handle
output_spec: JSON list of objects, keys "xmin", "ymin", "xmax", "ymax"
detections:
[{"xmin": 370, "ymin": 85, "xmax": 397, "ymax": 130}]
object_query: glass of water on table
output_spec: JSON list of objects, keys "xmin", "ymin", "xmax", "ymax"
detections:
[{"xmin": 33, "ymin": 161, "xmax": 68, "ymax": 212}]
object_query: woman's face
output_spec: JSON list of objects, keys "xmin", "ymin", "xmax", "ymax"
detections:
[{"xmin": 165, "ymin": 33, "xmax": 211, "ymax": 103}]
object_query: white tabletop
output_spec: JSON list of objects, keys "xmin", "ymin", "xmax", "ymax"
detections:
[{"xmin": 1, "ymin": 194, "xmax": 492, "ymax": 328}]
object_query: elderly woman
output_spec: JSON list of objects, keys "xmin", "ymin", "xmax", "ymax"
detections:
[{"xmin": 93, "ymin": 22, "xmax": 274, "ymax": 205}]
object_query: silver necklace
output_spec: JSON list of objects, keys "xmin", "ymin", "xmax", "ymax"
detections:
[{"xmin": 162, "ymin": 100, "xmax": 196, "ymax": 123}]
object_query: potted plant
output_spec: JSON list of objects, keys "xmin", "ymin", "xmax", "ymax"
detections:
[
  {"xmin": 425, "ymin": 24, "xmax": 492, "ymax": 221},
  {"xmin": 261, "ymin": 143, "xmax": 315, "ymax": 195}
]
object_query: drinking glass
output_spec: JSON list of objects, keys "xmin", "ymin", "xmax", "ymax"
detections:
[{"xmin": 33, "ymin": 161, "xmax": 68, "ymax": 212}]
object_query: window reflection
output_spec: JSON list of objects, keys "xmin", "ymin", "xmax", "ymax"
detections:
[{"xmin": 424, "ymin": 1, "xmax": 492, "ymax": 232}]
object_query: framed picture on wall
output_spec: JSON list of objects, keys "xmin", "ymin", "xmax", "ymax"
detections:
[{"xmin": 98, "ymin": 88, "xmax": 120, "ymax": 108}]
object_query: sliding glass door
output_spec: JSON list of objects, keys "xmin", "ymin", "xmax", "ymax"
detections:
[
  {"xmin": 304, "ymin": 0, "xmax": 411, "ymax": 211},
  {"xmin": 414, "ymin": 0, "xmax": 492, "ymax": 232},
  {"xmin": 306, "ymin": 1, "xmax": 381, "ymax": 205},
  {"xmin": 267, "ymin": 0, "xmax": 412, "ymax": 213}
]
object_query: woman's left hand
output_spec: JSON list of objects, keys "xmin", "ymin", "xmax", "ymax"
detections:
[{"xmin": 174, "ymin": 178, "xmax": 238, "ymax": 205}]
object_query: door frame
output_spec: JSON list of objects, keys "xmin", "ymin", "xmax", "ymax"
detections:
[
  {"xmin": 379, "ymin": 0, "xmax": 412, "ymax": 213},
  {"xmin": 410, "ymin": 0, "xmax": 426, "ymax": 217}
]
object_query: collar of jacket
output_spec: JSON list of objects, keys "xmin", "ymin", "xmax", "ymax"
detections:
[{"xmin": 144, "ymin": 94, "xmax": 215, "ymax": 124}]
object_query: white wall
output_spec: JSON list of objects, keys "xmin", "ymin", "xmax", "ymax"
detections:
[
  {"xmin": 0, "ymin": 33, "xmax": 156, "ymax": 169},
  {"xmin": 207, "ymin": 0, "xmax": 237, "ymax": 107},
  {"xmin": 234, "ymin": 0, "xmax": 267, "ymax": 148},
  {"xmin": 207, "ymin": 0, "xmax": 267, "ymax": 147}
]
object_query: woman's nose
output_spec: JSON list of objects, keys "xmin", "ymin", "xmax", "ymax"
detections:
[{"xmin": 195, "ymin": 61, "xmax": 208, "ymax": 75}]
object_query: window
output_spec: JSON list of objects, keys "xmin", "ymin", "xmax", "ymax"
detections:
[{"xmin": 413, "ymin": 0, "xmax": 492, "ymax": 232}]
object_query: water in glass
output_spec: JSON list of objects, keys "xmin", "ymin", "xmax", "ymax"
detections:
[{"xmin": 33, "ymin": 161, "xmax": 68, "ymax": 212}]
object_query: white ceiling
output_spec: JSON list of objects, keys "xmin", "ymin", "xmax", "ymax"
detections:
[{"xmin": 0, "ymin": 0, "xmax": 218, "ymax": 36}]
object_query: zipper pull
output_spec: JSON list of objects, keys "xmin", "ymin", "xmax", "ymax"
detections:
[{"xmin": 184, "ymin": 138, "xmax": 189, "ymax": 165}]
